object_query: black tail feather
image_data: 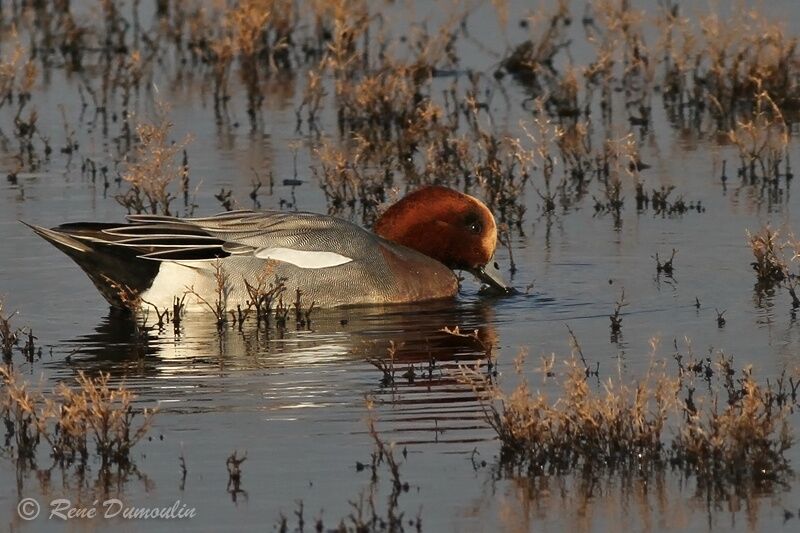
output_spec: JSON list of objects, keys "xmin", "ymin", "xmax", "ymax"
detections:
[{"xmin": 24, "ymin": 222, "xmax": 161, "ymax": 308}]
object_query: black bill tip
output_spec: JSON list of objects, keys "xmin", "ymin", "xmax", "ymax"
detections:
[{"xmin": 469, "ymin": 258, "xmax": 518, "ymax": 296}]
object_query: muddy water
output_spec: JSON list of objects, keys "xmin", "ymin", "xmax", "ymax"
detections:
[{"xmin": 2, "ymin": 0, "xmax": 800, "ymax": 531}]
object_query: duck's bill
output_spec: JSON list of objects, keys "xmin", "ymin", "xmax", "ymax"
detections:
[{"xmin": 469, "ymin": 259, "xmax": 518, "ymax": 295}]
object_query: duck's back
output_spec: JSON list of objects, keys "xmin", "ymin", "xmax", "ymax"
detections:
[{"xmin": 32, "ymin": 210, "xmax": 458, "ymax": 310}]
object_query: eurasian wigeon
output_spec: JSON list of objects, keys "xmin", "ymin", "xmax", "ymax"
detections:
[{"xmin": 25, "ymin": 186, "xmax": 512, "ymax": 310}]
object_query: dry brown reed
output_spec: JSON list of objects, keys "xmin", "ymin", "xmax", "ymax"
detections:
[
  {"xmin": 469, "ymin": 353, "xmax": 678, "ymax": 474},
  {"xmin": 728, "ymin": 87, "xmax": 790, "ymax": 183},
  {"xmin": 0, "ymin": 30, "xmax": 41, "ymax": 167},
  {"xmin": 501, "ymin": 1, "xmax": 571, "ymax": 92},
  {"xmin": 466, "ymin": 345, "xmax": 794, "ymax": 492},
  {"xmin": 0, "ymin": 366, "xmax": 156, "ymax": 468},
  {"xmin": 747, "ymin": 225, "xmax": 788, "ymax": 287},
  {"xmin": 116, "ymin": 100, "xmax": 193, "ymax": 215},
  {"xmin": 2, "ymin": 0, "xmax": 735, "ymax": 238},
  {"xmin": 243, "ymin": 264, "xmax": 287, "ymax": 325},
  {"xmin": 0, "ymin": 300, "xmax": 19, "ymax": 361},
  {"xmin": 664, "ymin": 4, "xmax": 799, "ymax": 121},
  {"xmin": 366, "ymin": 341, "xmax": 401, "ymax": 388},
  {"xmin": 745, "ymin": 224, "xmax": 800, "ymax": 308},
  {"xmin": 184, "ymin": 260, "xmax": 229, "ymax": 329},
  {"xmin": 672, "ymin": 368, "xmax": 792, "ymax": 489},
  {"xmin": 175, "ymin": 0, "xmax": 296, "ymax": 123}
]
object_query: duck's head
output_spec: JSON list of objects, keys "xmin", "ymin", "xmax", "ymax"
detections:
[{"xmin": 374, "ymin": 186, "xmax": 512, "ymax": 293}]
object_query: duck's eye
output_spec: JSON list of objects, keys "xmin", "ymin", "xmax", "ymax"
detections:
[{"xmin": 468, "ymin": 221, "xmax": 483, "ymax": 235}]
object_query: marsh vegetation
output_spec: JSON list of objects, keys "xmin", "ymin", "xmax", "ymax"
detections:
[{"xmin": 2, "ymin": 0, "xmax": 800, "ymax": 531}]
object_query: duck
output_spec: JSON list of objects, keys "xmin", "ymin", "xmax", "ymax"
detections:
[{"xmin": 24, "ymin": 185, "xmax": 512, "ymax": 311}]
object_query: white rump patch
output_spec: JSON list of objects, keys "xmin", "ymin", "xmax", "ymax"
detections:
[
  {"xmin": 254, "ymin": 247, "xmax": 353, "ymax": 269},
  {"xmin": 141, "ymin": 262, "xmax": 199, "ymax": 309}
]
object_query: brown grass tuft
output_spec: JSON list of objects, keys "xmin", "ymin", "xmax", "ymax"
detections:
[
  {"xmin": 116, "ymin": 100, "xmax": 193, "ymax": 215},
  {"xmin": 471, "ymin": 345, "xmax": 793, "ymax": 492},
  {"xmin": 1, "ymin": 367, "xmax": 156, "ymax": 468}
]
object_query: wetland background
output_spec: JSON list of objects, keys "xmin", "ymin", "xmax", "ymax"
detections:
[{"xmin": 2, "ymin": 0, "xmax": 800, "ymax": 530}]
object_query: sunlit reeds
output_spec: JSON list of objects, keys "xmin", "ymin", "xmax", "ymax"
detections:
[
  {"xmin": 0, "ymin": 300, "xmax": 19, "ymax": 361},
  {"xmin": 1, "ymin": 367, "xmax": 156, "ymax": 468},
  {"xmin": 468, "ymin": 346, "xmax": 794, "ymax": 492},
  {"xmin": 116, "ymin": 100, "xmax": 193, "ymax": 215}
]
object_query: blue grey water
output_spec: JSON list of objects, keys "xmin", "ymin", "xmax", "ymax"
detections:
[{"xmin": 1, "ymin": 0, "xmax": 800, "ymax": 531}]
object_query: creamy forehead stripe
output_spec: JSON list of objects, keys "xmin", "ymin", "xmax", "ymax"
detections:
[{"xmin": 254, "ymin": 247, "xmax": 353, "ymax": 268}]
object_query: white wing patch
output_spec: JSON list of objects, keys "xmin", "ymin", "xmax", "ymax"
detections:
[{"xmin": 254, "ymin": 247, "xmax": 353, "ymax": 268}]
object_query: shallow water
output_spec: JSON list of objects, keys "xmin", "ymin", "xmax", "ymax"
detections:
[{"xmin": 2, "ymin": 0, "xmax": 800, "ymax": 531}]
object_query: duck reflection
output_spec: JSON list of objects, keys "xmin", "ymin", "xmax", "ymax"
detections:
[
  {"xmin": 58, "ymin": 300, "xmax": 498, "ymax": 366},
  {"xmin": 50, "ymin": 300, "xmax": 502, "ymax": 445}
]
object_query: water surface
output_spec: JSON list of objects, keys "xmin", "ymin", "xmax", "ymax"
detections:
[{"xmin": 2, "ymin": 1, "xmax": 800, "ymax": 531}]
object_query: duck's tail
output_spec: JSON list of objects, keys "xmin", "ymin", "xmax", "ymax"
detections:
[{"xmin": 22, "ymin": 221, "xmax": 161, "ymax": 309}]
